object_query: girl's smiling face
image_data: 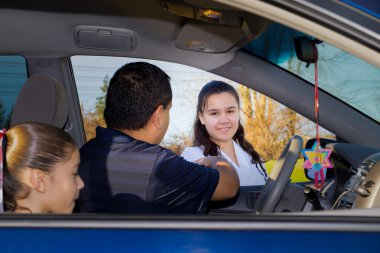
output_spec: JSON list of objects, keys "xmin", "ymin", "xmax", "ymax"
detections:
[{"xmin": 198, "ymin": 92, "xmax": 240, "ymax": 146}]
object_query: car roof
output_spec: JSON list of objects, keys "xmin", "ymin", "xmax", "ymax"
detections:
[{"xmin": 0, "ymin": 0, "xmax": 378, "ymax": 68}]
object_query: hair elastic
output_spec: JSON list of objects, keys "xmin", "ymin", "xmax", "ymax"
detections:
[{"xmin": 0, "ymin": 129, "xmax": 6, "ymax": 213}]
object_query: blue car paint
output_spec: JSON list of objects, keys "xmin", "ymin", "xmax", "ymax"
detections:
[
  {"xmin": 1, "ymin": 228, "xmax": 380, "ymax": 252},
  {"xmin": 340, "ymin": 0, "xmax": 380, "ymax": 18}
]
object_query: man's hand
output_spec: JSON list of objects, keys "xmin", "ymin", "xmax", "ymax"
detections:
[
  {"xmin": 196, "ymin": 156, "xmax": 240, "ymax": 201},
  {"xmin": 195, "ymin": 156, "xmax": 219, "ymax": 167}
]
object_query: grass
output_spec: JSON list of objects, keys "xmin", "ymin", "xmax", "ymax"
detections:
[{"xmin": 265, "ymin": 159, "xmax": 310, "ymax": 183}]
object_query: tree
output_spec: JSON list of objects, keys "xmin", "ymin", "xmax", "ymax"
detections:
[
  {"xmin": 95, "ymin": 74, "xmax": 109, "ymax": 118},
  {"xmin": 162, "ymin": 134, "xmax": 193, "ymax": 155},
  {"xmin": 238, "ymin": 85, "xmax": 301, "ymax": 161},
  {"xmin": 81, "ymin": 104, "xmax": 99, "ymax": 141},
  {"xmin": 81, "ymin": 75, "xmax": 109, "ymax": 141}
]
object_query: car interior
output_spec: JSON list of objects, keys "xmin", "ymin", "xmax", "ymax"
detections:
[
  {"xmin": 0, "ymin": 0, "xmax": 379, "ymax": 217},
  {"xmin": 10, "ymin": 75, "xmax": 69, "ymax": 129}
]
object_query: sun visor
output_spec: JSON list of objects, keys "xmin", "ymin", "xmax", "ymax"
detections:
[{"xmin": 175, "ymin": 20, "xmax": 252, "ymax": 53}]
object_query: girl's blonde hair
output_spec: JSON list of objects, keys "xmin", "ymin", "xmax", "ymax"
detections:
[{"xmin": 3, "ymin": 122, "xmax": 76, "ymax": 212}]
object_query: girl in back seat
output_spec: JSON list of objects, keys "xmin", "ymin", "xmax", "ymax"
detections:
[{"xmin": 0, "ymin": 122, "xmax": 84, "ymax": 213}]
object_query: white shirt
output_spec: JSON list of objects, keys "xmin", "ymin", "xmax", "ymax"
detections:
[{"xmin": 181, "ymin": 141, "xmax": 267, "ymax": 186}]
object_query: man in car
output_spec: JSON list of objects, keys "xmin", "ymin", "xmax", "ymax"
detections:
[{"xmin": 76, "ymin": 62, "xmax": 239, "ymax": 214}]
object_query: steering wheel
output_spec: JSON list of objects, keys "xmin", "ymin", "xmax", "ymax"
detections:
[{"xmin": 253, "ymin": 135, "xmax": 303, "ymax": 213}]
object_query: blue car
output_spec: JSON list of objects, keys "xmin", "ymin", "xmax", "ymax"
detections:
[{"xmin": 0, "ymin": 0, "xmax": 379, "ymax": 252}]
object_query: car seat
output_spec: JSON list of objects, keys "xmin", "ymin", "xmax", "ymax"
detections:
[{"xmin": 10, "ymin": 75, "xmax": 69, "ymax": 129}]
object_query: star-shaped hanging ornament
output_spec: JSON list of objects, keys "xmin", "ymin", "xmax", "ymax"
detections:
[
  {"xmin": 302, "ymin": 141, "xmax": 333, "ymax": 189},
  {"xmin": 299, "ymin": 39, "xmax": 333, "ymax": 189}
]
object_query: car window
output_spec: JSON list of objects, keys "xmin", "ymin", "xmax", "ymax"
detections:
[
  {"xmin": 0, "ymin": 56, "xmax": 28, "ymax": 129},
  {"xmin": 71, "ymin": 56, "xmax": 240, "ymax": 144},
  {"xmin": 71, "ymin": 56, "xmax": 334, "ymax": 183},
  {"xmin": 245, "ymin": 22, "xmax": 380, "ymax": 122}
]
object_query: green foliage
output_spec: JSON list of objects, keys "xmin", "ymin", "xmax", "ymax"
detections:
[
  {"xmin": 95, "ymin": 75, "xmax": 109, "ymax": 118},
  {"xmin": 82, "ymin": 75, "xmax": 109, "ymax": 140}
]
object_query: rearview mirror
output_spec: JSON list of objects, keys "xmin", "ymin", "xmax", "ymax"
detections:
[{"xmin": 294, "ymin": 36, "xmax": 322, "ymax": 66}]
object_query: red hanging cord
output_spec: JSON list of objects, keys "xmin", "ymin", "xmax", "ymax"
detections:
[
  {"xmin": 313, "ymin": 43, "xmax": 320, "ymax": 145},
  {"xmin": 313, "ymin": 43, "xmax": 324, "ymax": 189}
]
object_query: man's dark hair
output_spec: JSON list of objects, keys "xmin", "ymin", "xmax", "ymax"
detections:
[{"xmin": 104, "ymin": 62, "xmax": 172, "ymax": 130}]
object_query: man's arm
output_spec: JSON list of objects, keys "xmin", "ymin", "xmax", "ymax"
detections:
[{"xmin": 196, "ymin": 157, "xmax": 239, "ymax": 201}]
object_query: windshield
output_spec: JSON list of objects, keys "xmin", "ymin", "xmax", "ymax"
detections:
[{"xmin": 244, "ymin": 22, "xmax": 380, "ymax": 122}]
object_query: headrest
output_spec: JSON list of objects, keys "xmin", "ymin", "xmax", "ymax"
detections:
[{"xmin": 10, "ymin": 75, "xmax": 69, "ymax": 129}]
